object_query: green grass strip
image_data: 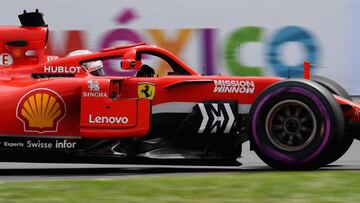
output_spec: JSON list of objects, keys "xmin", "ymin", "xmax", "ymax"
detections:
[{"xmin": 0, "ymin": 171, "xmax": 359, "ymax": 202}]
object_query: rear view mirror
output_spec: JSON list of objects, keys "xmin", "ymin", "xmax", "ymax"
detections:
[
  {"xmin": 120, "ymin": 59, "xmax": 136, "ymax": 70},
  {"xmin": 121, "ymin": 59, "xmax": 139, "ymax": 70},
  {"xmin": 120, "ymin": 50, "xmax": 141, "ymax": 70}
]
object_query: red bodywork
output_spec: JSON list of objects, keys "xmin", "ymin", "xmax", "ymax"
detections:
[{"xmin": 0, "ymin": 22, "xmax": 358, "ymax": 142}]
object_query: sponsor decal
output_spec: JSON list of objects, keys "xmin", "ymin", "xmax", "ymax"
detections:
[
  {"xmin": 0, "ymin": 138, "xmax": 77, "ymax": 150},
  {"xmin": 88, "ymin": 80, "xmax": 100, "ymax": 91},
  {"xmin": 197, "ymin": 102, "xmax": 236, "ymax": 134},
  {"xmin": 0, "ymin": 53, "xmax": 13, "ymax": 66},
  {"xmin": 355, "ymin": 109, "xmax": 360, "ymax": 117},
  {"xmin": 82, "ymin": 80, "xmax": 108, "ymax": 98},
  {"xmin": 4, "ymin": 142, "xmax": 24, "ymax": 148},
  {"xmin": 89, "ymin": 114, "xmax": 128, "ymax": 124},
  {"xmin": 44, "ymin": 65, "xmax": 82, "ymax": 74},
  {"xmin": 26, "ymin": 139, "xmax": 76, "ymax": 149},
  {"xmin": 47, "ymin": 56, "xmax": 59, "ymax": 61},
  {"xmin": 82, "ymin": 92, "xmax": 108, "ymax": 98},
  {"xmin": 213, "ymin": 80, "xmax": 255, "ymax": 94},
  {"xmin": 138, "ymin": 83, "xmax": 155, "ymax": 100},
  {"xmin": 16, "ymin": 88, "xmax": 66, "ymax": 133}
]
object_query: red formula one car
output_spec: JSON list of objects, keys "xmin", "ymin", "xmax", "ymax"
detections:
[{"xmin": 0, "ymin": 10, "xmax": 359, "ymax": 169}]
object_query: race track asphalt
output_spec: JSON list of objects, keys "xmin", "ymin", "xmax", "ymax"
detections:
[{"xmin": 0, "ymin": 140, "xmax": 358, "ymax": 181}]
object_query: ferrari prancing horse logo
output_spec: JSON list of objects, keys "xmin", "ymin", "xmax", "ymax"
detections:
[{"xmin": 137, "ymin": 83, "xmax": 155, "ymax": 100}]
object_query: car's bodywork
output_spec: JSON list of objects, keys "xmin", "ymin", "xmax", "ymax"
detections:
[{"xmin": 1, "ymin": 10, "xmax": 360, "ymax": 169}]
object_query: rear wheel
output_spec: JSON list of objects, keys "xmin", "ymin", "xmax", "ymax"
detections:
[
  {"xmin": 311, "ymin": 76, "xmax": 351, "ymax": 100},
  {"xmin": 248, "ymin": 79, "xmax": 344, "ymax": 169},
  {"xmin": 311, "ymin": 75, "xmax": 353, "ymax": 165}
]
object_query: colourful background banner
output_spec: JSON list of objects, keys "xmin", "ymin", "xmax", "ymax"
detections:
[{"xmin": 1, "ymin": 0, "xmax": 358, "ymax": 93}]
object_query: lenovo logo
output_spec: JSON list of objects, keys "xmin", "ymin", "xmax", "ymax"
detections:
[{"xmin": 89, "ymin": 114, "xmax": 129, "ymax": 124}]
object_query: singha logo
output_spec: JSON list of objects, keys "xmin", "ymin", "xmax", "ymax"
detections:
[{"xmin": 88, "ymin": 80, "xmax": 100, "ymax": 91}]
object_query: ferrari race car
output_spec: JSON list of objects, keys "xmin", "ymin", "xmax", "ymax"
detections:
[{"xmin": 0, "ymin": 10, "xmax": 359, "ymax": 169}]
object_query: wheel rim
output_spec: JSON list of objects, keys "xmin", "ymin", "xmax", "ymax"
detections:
[{"xmin": 265, "ymin": 99, "xmax": 317, "ymax": 152}]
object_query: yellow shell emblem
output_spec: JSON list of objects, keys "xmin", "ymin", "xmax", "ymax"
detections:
[
  {"xmin": 17, "ymin": 89, "xmax": 66, "ymax": 133},
  {"xmin": 138, "ymin": 83, "xmax": 155, "ymax": 100}
]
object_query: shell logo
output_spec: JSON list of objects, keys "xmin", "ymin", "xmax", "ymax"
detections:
[{"xmin": 16, "ymin": 88, "xmax": 66, "ymax": 133}]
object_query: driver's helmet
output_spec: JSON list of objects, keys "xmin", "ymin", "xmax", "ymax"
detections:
[{"xmin": 67, "ymin": 50, "xmax": 105, "ymax": 76}]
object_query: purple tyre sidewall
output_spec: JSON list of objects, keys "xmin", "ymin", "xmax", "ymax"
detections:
[{"xmin": 251, "ymin": 86, "xmax": 331, "ymax": 165}]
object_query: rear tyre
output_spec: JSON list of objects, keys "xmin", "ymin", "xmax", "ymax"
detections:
[
  {"xmin": 311, "ymin": 75, "xmax": 351, "ymax": 100},
  {"xmin": 248, "ymin": 79, "xmax": 344, "ymax": 170},
  {"xmin": 311, "ymin": 75, "xmax": 354, "ymax": 165}
]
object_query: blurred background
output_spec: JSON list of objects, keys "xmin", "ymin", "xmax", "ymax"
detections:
[{"xmin": 1, "ymin": 0, "xmax": 359, "ymax": 94}]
